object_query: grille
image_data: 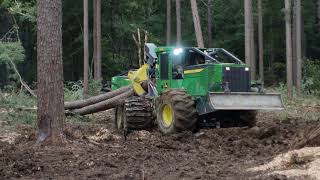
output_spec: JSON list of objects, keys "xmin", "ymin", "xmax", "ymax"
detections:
[{"xmin": 223, "ymin": 67, "xmax": 250, "ymax": 92}]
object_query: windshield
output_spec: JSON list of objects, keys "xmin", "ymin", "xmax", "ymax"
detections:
[{"xmin": 207, "ymin": 48, "xmax": 242, "ymax": 64}]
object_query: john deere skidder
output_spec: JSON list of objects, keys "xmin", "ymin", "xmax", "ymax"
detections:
[{"xmin": 112, "ymin": 44, "xmax": 284, "ymax": 134}]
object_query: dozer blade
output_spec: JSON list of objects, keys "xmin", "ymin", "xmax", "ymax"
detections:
[{"xmin": 209, "ymin": 92, "xmax": 284, "ymax": 110}]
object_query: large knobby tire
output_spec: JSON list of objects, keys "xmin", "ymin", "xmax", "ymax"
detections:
[
  {"xmin": 156, "ymin": 89, "xmax": 197, "ymax": 134},
  {"xmin": 124, "ymin": 96, "xmax": 154, "ymax": 130}
]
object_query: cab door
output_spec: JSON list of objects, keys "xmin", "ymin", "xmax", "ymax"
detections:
[{"xmin": 157, "ymin": 52, "xmax": 171, "ymax": 92}]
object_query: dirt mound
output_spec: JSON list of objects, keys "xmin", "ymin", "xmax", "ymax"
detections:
[{"xmin": 0, "ymin": 112, "xmax": 317, "ymax": 180}]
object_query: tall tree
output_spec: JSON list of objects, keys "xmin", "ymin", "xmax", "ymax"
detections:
[
  {"xmin": 166, "ymin": 0, "xmax": 171, "ymax": 45},
  {"xmin": 167, "ymin": 0, "xmax": 171, "ymax": 46},
  {"xmin": 285, "ymin": 0, "xmax": 293, "ymax": 98},
  {"xmin": 93, "ymin": 0, "xmax": 102, "ymax": 80},
  {"xmin": 83, "ymin": 0, "xmax": 89, "ymax": 96},
  {"xmin": 36, "ymin": 0, "xmax": 65, "ymax": 144},
  {"xmin": 318, "ymin": 0, "xmax": 320, "ymax": 33},
  {"xmin": 176, "ymin": 0, "xmax": 181, "ymax": 45},
  {"xmin": 244, "ymin": 0, "xmax": 255, "ymax": 80},
  {"xmin": 190, "ymin": 0, "xmax": 204, "ymax": 48},
  {"xmin": 93, "ymin": 0, "xmax": 97, "ymax": 79},
  {"xmin": 295, "ymin": 0, "xmax": 302, "ymax": 94},
  {"xmin": 258, "ymin": 0, "xmax": 264, "ymax": 83},
  {"xmin": 96, "ymin": 0, "xmax": 102, "ymax": 80},
  {"xmin": 207, "ymin": 0, "xmax": 213, "ymax": 47}
]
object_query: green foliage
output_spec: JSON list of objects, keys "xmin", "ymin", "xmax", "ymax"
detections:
[
  {"xmin": 88, "ymin": 79, "xmax": 102, "ymax": 96},
  {"xmin": 302, "ymin": 59, "xmax": 320, "ymax": 96},
  {"xmin": 1, "ymin": 0, "xmax": 36, "ymax": 23},
  {"xmin": 64, "ymin": 81, "xmax": 83, "ymax": 102},
  {"xmin": 0, "ymin": 42, "xmax": 25, "ymax": 63}
]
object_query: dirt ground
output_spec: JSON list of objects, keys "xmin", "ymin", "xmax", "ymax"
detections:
[{"xmin": 0, "ymin": 109, "xmax": 319, "ymax": 180}]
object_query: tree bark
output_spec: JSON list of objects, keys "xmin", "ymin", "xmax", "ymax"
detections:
[
  {"xmin": 292, "ymin": 0, "xmax": 297, "ymax": 86},
  {"xmin": 258, "ymin": 0, "xmax": 264, "ymax": 83},
  {"xmin": 37, "ymin": 0, "xmax": 65, "ymax": 145},
  {"xmin": 96, "ymin": 0, "xmax": 102, "ymax": 80},
  {"xmin": 318, "ymin": 0, "xmax": 320, "ymax": 33},
  {"xmin": 166, "ymin": 0, "xmax": 171, "ymax": 45},
  {"xmin": 176, "ymin": 0, "xmax": 181, "ymax": 45},
  {"xmin": 83, "ymin": 0, "xmax": 89, "ymax": 96},
  {"xmin": 93, "ymin": 0, "xmax": 97, "ymax": 80},
  {"xmin": 190, "ymin": 0, "xmax": 204, "ymax": 48},
  {"xmin": 65, "ymin": 86, "xmax": 132, "ymax": 110},
  {"xmin": 296, "ymin": 0, "xmax": 302, "ymax": 95},
  {"xmin": 207, "ymin": 0, "xmax": 213, "ymax": 47},
  {"xmin": 244, "ymin": 0, "xmax": 255, "ymax": 80},
  {"xmin": 285, "ymin": 0, "xmax": 293, "ymax": 99},
  {"xmin": 72, "ymin": 89, "xmax": 134, "ymax": 115}
]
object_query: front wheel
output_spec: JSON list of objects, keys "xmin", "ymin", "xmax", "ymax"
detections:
[{"xmin": 156, "ymin": 89, "xmax": 197, "ymax": 134}]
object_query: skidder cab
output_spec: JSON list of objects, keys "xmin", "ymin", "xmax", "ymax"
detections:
[{"xmin": 112, "ymin": 44, "xmax": 284, "ymax": 134}]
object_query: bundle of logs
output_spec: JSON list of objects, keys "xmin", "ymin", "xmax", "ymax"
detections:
[{"xmin": 65, "ymin": 86, "xmax": 133, "ymax": 115}]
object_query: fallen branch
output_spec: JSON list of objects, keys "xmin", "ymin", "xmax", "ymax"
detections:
[
  {"xmin": 65, "ymin": 86, "xmax": 132, "ymax": 110},
  {"xmin": 71, "ymin": 89, "xmax": 134, "ymax": 115},
  {"xmin": 8, "ymin": 57, "xmax": 37, "ymax": 98}
]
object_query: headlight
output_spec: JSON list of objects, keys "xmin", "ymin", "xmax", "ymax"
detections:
[
  {"xmin": 173, "ymin": 48, "xmax": 183, "ymax": 55},
  {"xmin": 245, "ymin": 67, "xmax": 250, "ymax": 71},
  {"xmin": 226, "ymin": 67, "xmax": 230, "ymax": 71}
]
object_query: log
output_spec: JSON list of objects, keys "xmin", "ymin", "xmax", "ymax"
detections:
[
  {"xmin": 293, "ymin": 125, "xmax": 320, "ymax": 149},
  {"xmin": 65, "ymin": 86, "xmax": 131, "ymax": 110},
  {"xmin": 71, "ymin": 89, "xmax": 134, "ymax": 115}
]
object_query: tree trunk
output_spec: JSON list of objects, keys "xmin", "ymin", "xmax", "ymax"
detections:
[
  {"xmin": 258, "ymin": 0, "xmax": 264, "ymax": 83},
  {"xmin": 296, "ymin": 0, "xmax": 302, "ymax": 95},
  {"xmin": 190, "ymin": 0, "xmax": 204, "ymax": 48},
  {"xmin": 65, "ymin": 86, "xmax": 132, "ymax": 110},
  {"xmin": 244, "ymin": 0, "xmax": 255, "ymax": 80},
  {"xmin": 292, "ymin": 0, "xmax": 297, "ymax": 87},
  {"xmin": 93, "ymin": 0, "xmax": 97, "ymax": 80},
  {"xmin": 166, "ymin": 0, "xmax": 171, "ymax": 45},
  {"xmin": 176, "ymin": 0, "xmax": 181, "ymax": 45},
  {"xmin": 285, "ymin": 0, "xmax": 293, "ymax": 99},
  {"xmin": 72, "ymin": 89, "xmax": 134, "ymax": 115},
  {"xmin": 93, "ymin": 0, "xmax": 102, "ymax": 80},
  {"xmin": 318, "ymin": 0, "xmax": 320, "ymax": 33},
  {"xmin": 37, "ymin": 0, "xmax": 65, "ymax": 145},
  {"xmin": 207, "ymin": 0, "xmax": 213, "ymax": 47},
  {"xmin": 83, "ymin": 0, "xmax": 89, "ymax": 96}
]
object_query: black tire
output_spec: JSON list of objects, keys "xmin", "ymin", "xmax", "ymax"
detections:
[
  {"xmin": 124, "ymin": 96, "xmax": 154, "ymax": 130},
  {"xmin": 156, "ymin": 89, "xmax": 197, "ymax": 134}
]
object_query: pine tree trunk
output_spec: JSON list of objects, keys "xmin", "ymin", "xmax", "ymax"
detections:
[
  {"xmin": 96, "ymin": 0, "xmax": 102, "ymax": 79},
  {"xmin": 65, "ymin": 86, "xmax": 132, "ymax": 110},
  {"xmin": 83, "ymin": 0, "xmax": 89, "ymax": 96},
  {"xmin": 176, "ymin": 0, "xmax": 181, "ymax": 45},
  {"xmin": 207, "ymin": 0, "xmax": 213, "ymax": 47},
  {"xmin": 296, "ymin": 0, "xmax": 302, "ymax": 94},
  {"xmin": 292, "ymin": 0, "xmax": 297, "ymax": 87},
  {"xmin": 244, "ymin": 0, "xmax": 255, "ymax": 80},
  {"xmin": 37, "ymin": 0, "xmax": 65, "ymax": 145},
  {"xmin": 258, "ymin": 0, "xmax": 264, "ymax": 83},
  {"xmin": 72, "ymin": 89, "xmax": 134, "ymax": 115},
  {"xmin": 318, "ymin": 0, "xmax": 320, "ymax": 33},
  {"xmin": 285, "ymin": 0, "xmax": 293, "ymax": 98},
  {"xmin": 166, "ymin": 0, "xmax": 171, "ymax": 45},
  {"xmin": 93, "ymin": 0, "xmax": 97, "ymax": 80},
  {"xmin": 190, "ymin": 0, "xmax": 204, "ymax": 48}
]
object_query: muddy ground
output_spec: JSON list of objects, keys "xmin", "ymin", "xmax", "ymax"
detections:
[{"xmin": 0, "ymin": 109, "xmax": 319, "ymax": 180}]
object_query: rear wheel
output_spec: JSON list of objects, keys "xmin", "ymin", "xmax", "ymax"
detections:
[
  {"xmin": 124, "ymin": 96, "xmax": 154, "ymax": 130},
  {"xmin": 156, "ymin": 89, "xmax": 197, "ymax": 134}
]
